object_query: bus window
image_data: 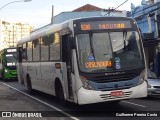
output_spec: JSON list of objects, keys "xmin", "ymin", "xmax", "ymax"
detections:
[
  {"xmin": 50, "ymin": 32, "xmax": 60, "ymax": 61},
  {"xmin": 41, "ymin": 36, "xmax": 50, "ymax": 61},
  {"xmin": 22, "ymin": 43, "xmax": 27, "ymax": 61},
  {"xmin": 92, "ymin": 33, "xmax": 112, "ymax": 61},
  {"xmin": 27, "ymin": 41, "xmax": 32, "ymax": 61},
  {"xmin": 33, "ymin": 39, "xmax": 40, "ymax": 61},
  {"xmin": 110, "ymin": 31, "xmax": 143, "ymax": 69},
  {"xmin": 76, "ymin": 34, "xmax": 91, "ymax": 66},
  {"xmin": 76, "ymin": 31, "xmax": 144, "ymax": 72}
]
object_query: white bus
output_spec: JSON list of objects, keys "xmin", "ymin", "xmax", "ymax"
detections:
[{"xmin": 17, "ymin": 17, "xmax": 147, "ymax": 105}]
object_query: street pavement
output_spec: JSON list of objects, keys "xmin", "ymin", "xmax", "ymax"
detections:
[
  {"xmin": 0, "ymin": 82, "xmax": 72, "ymax": 120},
  {"xmin": 1, "ymin": 80, "xmax": 160, "ymax": 120}
]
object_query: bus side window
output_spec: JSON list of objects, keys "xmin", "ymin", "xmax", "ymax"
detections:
[
  {"xmin": 22, "ymin": 43, "xmax": 27, "ymax": 61},
  {"xmin": 26, "ymin": 41, "xmax": 33, "ymax": 61},
  {"xmin": 50, "ymin": 32, "xmax": 60, "ymax": 61},
  {"xmin": 22, "ymin": 48, "xmax": 27, "ymax": 60}
]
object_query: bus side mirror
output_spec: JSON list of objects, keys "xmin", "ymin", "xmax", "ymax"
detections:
[{"xmin": 70, "ymin": 37, "xmax": 76, "ymax": 49}]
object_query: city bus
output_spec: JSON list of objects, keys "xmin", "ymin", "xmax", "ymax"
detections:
[
  {"xmin": 17, "ymin": 17, "xmax": 147, "ymax": 105},
  {"xmin": 0, "ymin": 48, "xmax": 17, "ymax": 80}
]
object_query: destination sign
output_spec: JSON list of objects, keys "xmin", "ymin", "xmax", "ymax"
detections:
[
  {"xmin": 80, "ymin": 20, "xmax": 132, "ymax": 30},
  {"xmin": 6, "ymin": 49, "xmax": 17, "ymax": 53},
  {"xmin": 85, "ymin": 61, "xmax": 112, "ymax": 68}
]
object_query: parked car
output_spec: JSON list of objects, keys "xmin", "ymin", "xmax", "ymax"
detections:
[{"xmin": 147, "ymin": 70, "xmax": 160, "ymax": 96}]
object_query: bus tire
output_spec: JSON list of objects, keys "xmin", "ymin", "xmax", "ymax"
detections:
[
  {"xmin": 55, "ymin": 82, "xmax": 67, "ymax": 106},
  {"xmin": 26, "ymin": 75, "xmax": 34, "ymax": 95}
]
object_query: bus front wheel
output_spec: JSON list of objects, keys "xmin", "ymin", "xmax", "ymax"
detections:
[{"xmin": 55, "ymin": 82, "xmax": 67, "ymax": 106}]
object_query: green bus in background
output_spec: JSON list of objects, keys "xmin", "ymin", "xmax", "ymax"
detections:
[{"xmin": 0, "ymin": 48, "xmax": 17, "ymax": 81}]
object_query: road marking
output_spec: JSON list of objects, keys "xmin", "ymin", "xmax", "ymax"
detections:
[
  {"xmin": 122, "ymin": 100, "xmax": 147, "ymax": 108},
  {"xmin": 2, "ymin": 82, "xmax": 79, "ymax": 120}
]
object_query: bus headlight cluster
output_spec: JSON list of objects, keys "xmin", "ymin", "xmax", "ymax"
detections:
[
  {"xmin": 138, "ymin": 70, "xmax": 145, "ymax": 85},
  {"xmin": 80, "ymin": 76, "xmax": 93, "ymax": 90},
  {"xmin": 5, "ymin": 69, "xmax": 9, "ymax": 73}
]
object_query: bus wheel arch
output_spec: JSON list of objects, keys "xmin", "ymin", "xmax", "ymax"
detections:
[
  {"xmin": 55, "ymin": 78, "xmax": 67, "ymax": 106},
  {"xmin": 26, "ymin": 74, "xmax": 34, "ymax": 94}
]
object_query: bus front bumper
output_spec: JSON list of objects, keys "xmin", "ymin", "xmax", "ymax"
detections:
[
  {"xmin": 4, "ymin": 71, "xmax": 17, "ymax": 79},
  {"xmin": 77, "ymin": 81, "xmax": 147, "ymax": 105}
]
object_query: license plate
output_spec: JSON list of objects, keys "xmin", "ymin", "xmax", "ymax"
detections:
[{"xmin": 111, "ymin": 91, "xmax": 124, "ymax": 97}]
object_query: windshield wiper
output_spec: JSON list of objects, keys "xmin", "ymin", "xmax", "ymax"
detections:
[
  {"xmin": 123, "ymin": 30, "xmax": 127, "ymax": 51},
  {"xmin": 89, "ymin": 32, "xmax": 96, "ymax": 61}
]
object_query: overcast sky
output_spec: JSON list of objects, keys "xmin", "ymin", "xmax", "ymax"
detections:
[{"xmin": 0, "ymin": 0, "xmax": 141, "ymax": 29}]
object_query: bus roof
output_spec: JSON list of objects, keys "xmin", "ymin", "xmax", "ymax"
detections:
[{"xmin": 17, "ymin": 16, "xmax": 134, "ymax": 45}]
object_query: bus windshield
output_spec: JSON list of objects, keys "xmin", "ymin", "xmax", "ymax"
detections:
[
  {"xmin": 5, "ymin": 53, "xmax": 17, "ymax": 66},
  {"xmin": 76, "ymin": 31, "xmax": 144, "ymax": 73}
]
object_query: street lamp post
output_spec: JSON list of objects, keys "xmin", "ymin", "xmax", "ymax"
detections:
[{"xmin": 0, "ymin": 0, "xmax": 31, "ymax": 10}]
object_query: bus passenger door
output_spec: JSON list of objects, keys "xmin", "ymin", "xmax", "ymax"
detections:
[
  {"xmin": 62, "ymin": 34, "xmax": 74, "ymax": 99},
  {"xmin": 17, "ymin": 47, "xmax": 24, "ymax": 84}
]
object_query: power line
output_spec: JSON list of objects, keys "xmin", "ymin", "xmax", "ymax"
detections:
[
  {"xmin": 114, "ymin": 0, "xmax": 129, "ymax": 10},
  {"xmin": 104, "ymin": 0, "xmax": 129, "ymax": 16}
]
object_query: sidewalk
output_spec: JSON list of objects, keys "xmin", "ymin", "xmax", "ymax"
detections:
[{"xmin": 0, "ymin": 82, "xmax": 71, "ymax": 120}]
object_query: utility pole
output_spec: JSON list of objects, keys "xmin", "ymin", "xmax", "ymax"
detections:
[{"xmin": 51, "ymin": 5, "xmax": 54, "ymax": 24}]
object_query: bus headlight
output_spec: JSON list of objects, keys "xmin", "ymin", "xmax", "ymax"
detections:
[
  {"xmin": 138, "ymin": 70, "xmax": 145, "ymax": 85},
  {"xmin": 80, "ymin": 76, "xmax": 93, "ymax": 90},
  {"xmin": 5, "ymin": 69, "xmax": 9, "ymax": 73}
]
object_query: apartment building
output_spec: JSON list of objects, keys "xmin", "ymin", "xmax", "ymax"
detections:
[{"xmin": 0, "ymin": 19, "xmax": 32, "ymax": 50}]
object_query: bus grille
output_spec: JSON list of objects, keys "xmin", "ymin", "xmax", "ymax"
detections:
[
  {"xmin": 10, "ymin": 73, "xmax": 17, "ymax": 76},
  {"xmin": 92, "ymin": 73, "xmax": 138, "ymax": 83},
  {"xmin": 100, "ymin": 91, "xmax": 133, "ymax": 100}
]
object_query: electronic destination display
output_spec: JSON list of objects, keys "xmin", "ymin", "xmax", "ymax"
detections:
[{"xmin": 80, "ymin": 20, "xmax": 132, "ymax": 31}]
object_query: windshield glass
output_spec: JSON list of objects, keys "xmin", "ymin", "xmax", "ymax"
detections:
[
  {"xmin": 5, "ymin": 53, "xmax": 17, "ymax": 66},
  {"xmin": 76, "ymin": 31, "xmax": 144, "ymax": 73}
]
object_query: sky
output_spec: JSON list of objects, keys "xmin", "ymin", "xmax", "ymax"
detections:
[{"xmin": 0, "ymin": 0, "xmax": 142, "ymax": 29}]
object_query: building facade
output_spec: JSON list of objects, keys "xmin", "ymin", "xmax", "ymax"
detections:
[
  {"xmin": 52, "ymin": 4, "xmax": 127, "ymax": 24},
  {"xmin": 130, "ymin": 0, "xmax": 160, "ymax": 76},
  {"xmin": 34, "ymin": 4, "xmax": 127, "ymax": 32},
  {"xmin": 0, "ymin": 20, "xmax": 32, "ymax": 50}
]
